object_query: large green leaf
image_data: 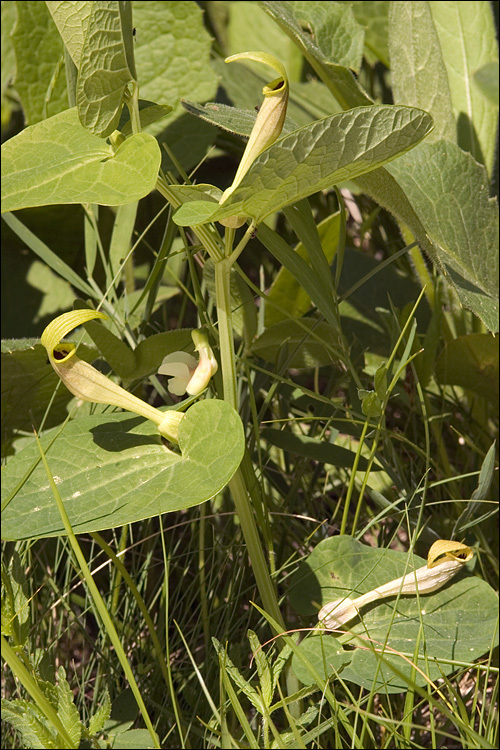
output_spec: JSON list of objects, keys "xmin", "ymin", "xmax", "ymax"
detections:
[
  {"xmin": 388, "ymin": 1, "xmax": 456, "ymax": 143},
  {"xmin": 1, "ymin": 108, "xmax": 161, "ymax": 211},
  {"xmin": 258, "ymin": 0, "xmax": 498, "ymax": 330},
  {"xmin": 386, "ymin": 2, "xmax": 499, "ymax": 329},
  {"xmin": 258, "ymin": 1, "xmax": 372, "ymax": 107},
  {"xmin": 49, "ymin": 1, "xmax": 137, "ymax": 136},
  {"xmin": 1, "ymin": 399, "xmax": 244, "ymax": 540},
  {"xmin": 11, "ymin": 1, "xmax": 68, "ymax": 124},
  {"xmin": 290, "ymin": 536, "xmax": 499, "ymax": 693},
  {"xmin": 173, "ymin": 105, "xmax": 433, "ymax": 227},
  {"xmin": 75, "ymin": 1, "xmax": 136, "ymax": 136},
  {"xmin": 46, "ymin": 1, "xmax": 93, "ymax": 68},
  {"xmin": 47, "ymin": 1, "xmax": 137, "ymax": 136},
  {"xmin": 390, "ymin": 0, "xmax": 498, "ymax": 173},
  {"xmin": 386, "ymin": 141, "xmax": 499, "ymax": 302},
  {"xmin": 356, "ymin": 159, "xmax": 499, "ymax": 332},
  {"xmin": 429, "ymin": 0, "xmax": 498, "ymax": 177},
  {"xmin": 131, "ymin": 0, "xmax": 218, "ymax": 172}
]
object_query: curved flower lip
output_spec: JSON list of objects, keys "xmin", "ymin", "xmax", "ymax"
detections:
[
  {"xmin": 426, "ymin": 539, "xmax": 473, "ymax": 568},
  {"xmin": 41, "ymin": 310, "xmax": 183, "ymax": 443},
  {"xmin": 218, "ymin": 51, "xmax": 289, "ymax": 227},
  {"xmin": 224, "ymin": 51, "xmax": 288, "ymax": 87},
  {"xmin": 41, "ymin": 309, "xmax": 108, "ymax": 363}
]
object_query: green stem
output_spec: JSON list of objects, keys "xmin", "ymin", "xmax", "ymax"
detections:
[
  {"xmin": 215, "ymin": 259, "xmax": 238, "ymax": 408},
  {"xmin": 339, "ymin": 418, "xmax": 370, "ymax": 536},
  {"xmin": 214, "ymin": 240, "xmax": 285, "ymax": 629},
  {"xmin": 124, "ymin": 82, "xmax": 142, "ymax": 135},
  {"xmin": 214, "ymin": 223, "xmax": 256, "ymax": 407},
  {"xmin": 155, "ymin": 181, "xmax": 283, "ymax": 625}
]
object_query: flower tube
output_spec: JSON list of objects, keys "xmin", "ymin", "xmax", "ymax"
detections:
[
  {"xmin": 318, "ymin": 540, "xmax": 473, "ymax": 630},
  {"xmin": 218, "ymin": 51, "xmax": 289, "ymax": 228},
  {"xmin": 41, "ymin": 310, "xmax": 184, "ymax": 443}
]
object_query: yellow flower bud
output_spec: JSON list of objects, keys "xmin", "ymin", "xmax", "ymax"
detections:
[
  {"xmin": 41, "ymin": 310, "xmax": 184, "ymax": 442},
  {"xmin": 159, "ymin": 329, "xmax": 218, "ymax": 396}
]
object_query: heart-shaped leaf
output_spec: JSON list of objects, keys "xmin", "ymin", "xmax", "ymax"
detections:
[
  {"xmin": 2, "ymin": 399, "xmax": 244, "ymax": 540},
  {"xmin": 386, "ymin": 141, "xmax": 499, "ymax": 329},
  {"xmin": 1, "ymin": 108, "xmax": 161, "ymax": 212}
]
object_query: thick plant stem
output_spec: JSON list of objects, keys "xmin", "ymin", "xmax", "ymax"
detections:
[
  {"xmin": 156, "ymin": 181, "xmax": 284, "ymax": 627},
  {"xmin": 214, "ymin": 257, "xmax": 285, "ymax": 629}
]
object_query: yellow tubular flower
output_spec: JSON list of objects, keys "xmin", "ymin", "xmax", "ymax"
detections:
[
  {"xmin": 219, "ymin": 51, "xmax": 289, "ymax": 228},
  {"xmin": 41, "ymin": 310, "xmax": 184, "ymax": 443},
  {"xmin": 318, "ymin": 540, "xmax": 473, "ymax": 630}
]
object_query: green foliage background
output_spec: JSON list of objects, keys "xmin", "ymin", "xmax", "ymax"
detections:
[{"xmin": 1, "ymin": 2, "xmax": 498, "ymax": 749}]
